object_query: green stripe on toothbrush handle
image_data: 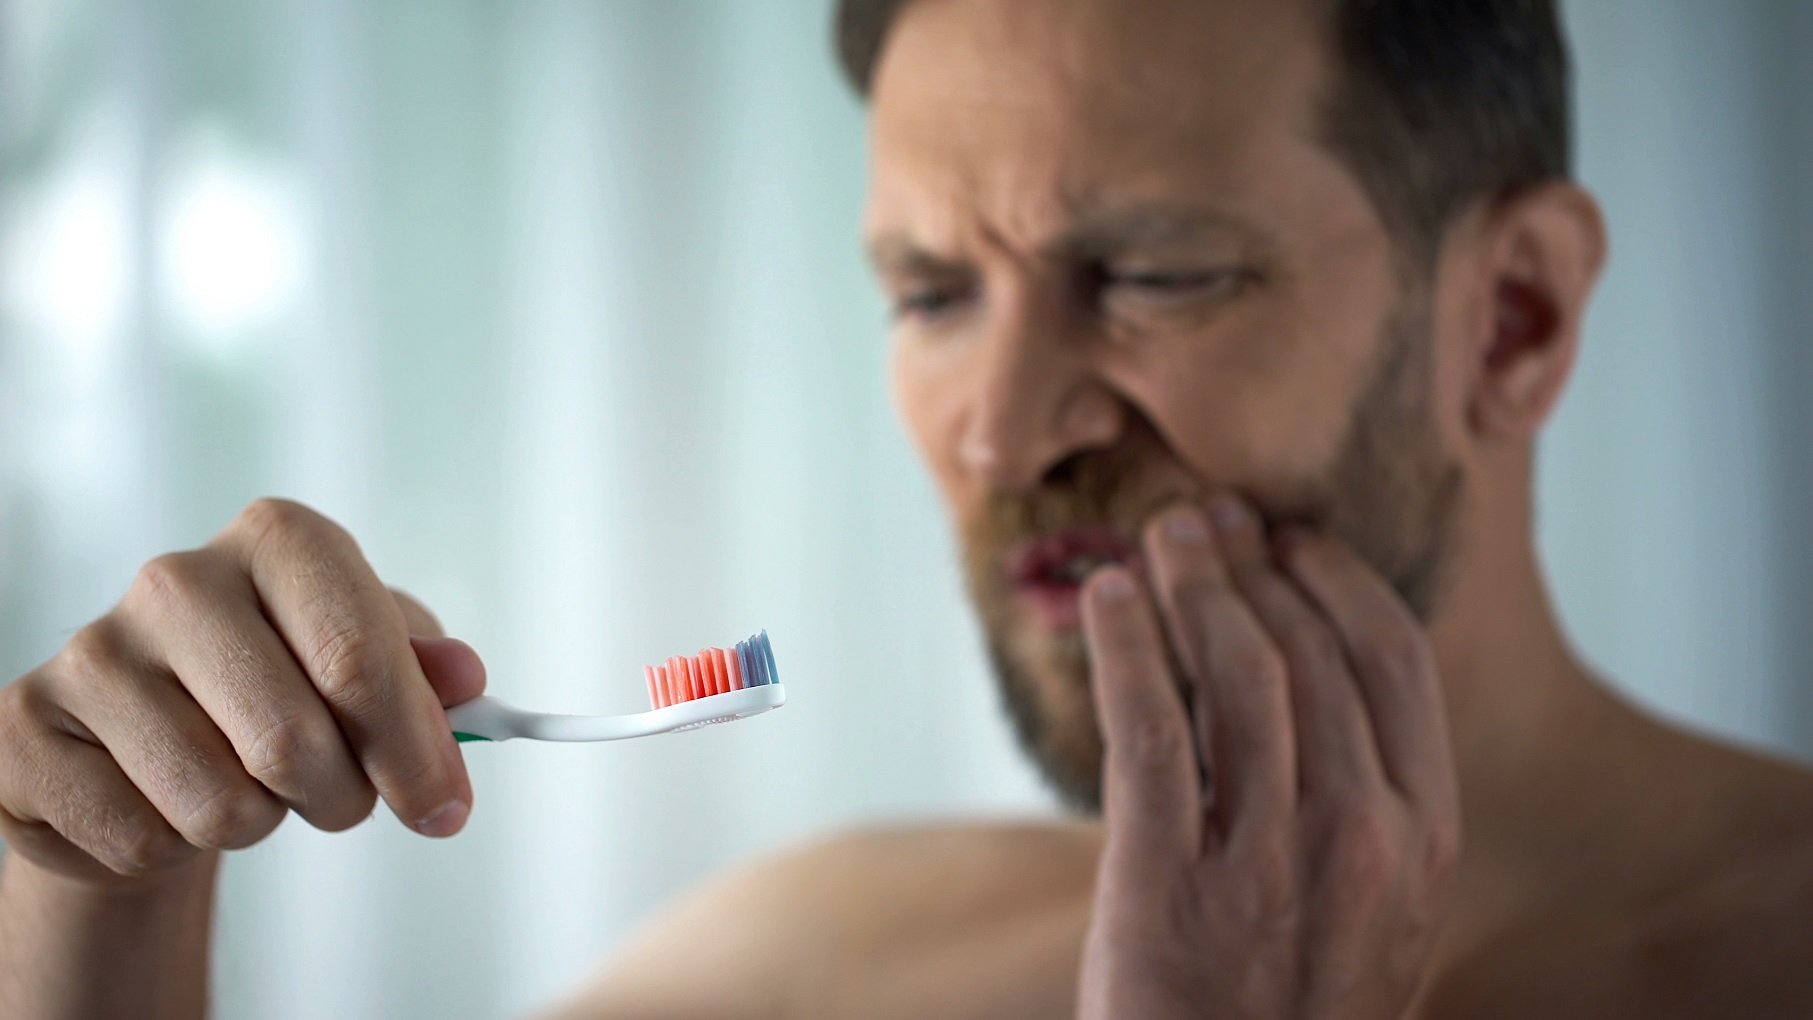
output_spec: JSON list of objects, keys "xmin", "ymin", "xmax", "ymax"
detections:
[{"xmin": 453, "ymin": 731, "xmax": 491, "ymax": 743}]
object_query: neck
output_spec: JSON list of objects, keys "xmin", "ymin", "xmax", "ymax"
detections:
[{"xmin": 1422, "ymin": 466, "xmax": 1669, "ymax": 914}]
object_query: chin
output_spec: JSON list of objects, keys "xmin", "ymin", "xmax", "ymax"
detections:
[{"xmin": 986, "ymin": 616, "xmax": 1107, "ymax": 814}]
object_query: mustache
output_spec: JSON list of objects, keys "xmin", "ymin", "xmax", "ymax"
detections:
[
  {"xmin": 962, "ymin": 450, "xmax": 1337, "ymax": 557},
  {"xmin": 964, "ymin": 452, "xmax": 1174, "ymax": 554}
]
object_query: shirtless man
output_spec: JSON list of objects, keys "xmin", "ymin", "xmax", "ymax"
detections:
[{"xmin": 1, "ymin": 1, "xmax": 1808, "ymax": 1018}]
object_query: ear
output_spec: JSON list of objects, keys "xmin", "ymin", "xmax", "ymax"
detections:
[{"xmin": 1464, "ymin": 182, "xmax": 1607, "ymax": 441}]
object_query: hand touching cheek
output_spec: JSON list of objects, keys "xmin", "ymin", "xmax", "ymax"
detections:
[{"xmin": 1076, "ymin": 495, "xmax": 1459, "ymax": 1020}]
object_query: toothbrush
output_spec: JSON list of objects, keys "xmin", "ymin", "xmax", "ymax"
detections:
[{"xmin": 445, "ymin": 629, "xmax": 785, "ymax": 743}]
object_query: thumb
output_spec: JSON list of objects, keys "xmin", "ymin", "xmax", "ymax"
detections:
[{"xmin": 410, "ymin": 635, "xmax": 488, "ymax": 708}]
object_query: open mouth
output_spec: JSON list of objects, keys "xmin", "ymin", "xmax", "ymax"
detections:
[{"xmin": 1001, "ymin": 525, "xmax": 1143, "ymax": 629}]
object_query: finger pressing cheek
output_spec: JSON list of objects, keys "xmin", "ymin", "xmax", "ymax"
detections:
[{"xmin": 1081, "ymin": 566, "xmax": 1201, "ymax": 859}]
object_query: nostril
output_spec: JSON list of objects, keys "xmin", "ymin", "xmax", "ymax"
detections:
[{"xmin": 1041, "ymin": 452, "xmax": 1089, "ymax": 488}]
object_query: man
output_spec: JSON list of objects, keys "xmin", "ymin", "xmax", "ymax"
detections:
[{"xmin": 0, "ymin": 1, "xmax": 1808, "ymax": 1018}]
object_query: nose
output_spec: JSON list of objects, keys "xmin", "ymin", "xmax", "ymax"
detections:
[{"xmin": 955, "ymin": 297, "xmax": 1125, "ymax": 490}]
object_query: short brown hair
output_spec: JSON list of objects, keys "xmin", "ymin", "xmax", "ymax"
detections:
[{"xmin": 833, "ymin": 0, "xmax": 1572, "ymax": 267}]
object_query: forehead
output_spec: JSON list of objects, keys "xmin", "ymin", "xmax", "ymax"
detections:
[{"xmin": 865, "ymin": 0, "xmax": 1340, "ymax": 245}]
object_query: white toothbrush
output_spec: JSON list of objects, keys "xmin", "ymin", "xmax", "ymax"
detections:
[{"xmin": 445, "ymin": 629, "xmax": 786, "ymax": 743}]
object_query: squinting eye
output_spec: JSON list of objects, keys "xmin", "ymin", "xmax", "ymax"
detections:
[
  {"xmin": 891, "ymin": 285, "xmax": 971, "ymax": 322},
  {"xmin": 1107, "ymin": 268, "xmax": 1238, "ymax": 294}
]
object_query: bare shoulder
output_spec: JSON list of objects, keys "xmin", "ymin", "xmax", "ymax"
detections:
[
  {"xmin": 542, "ymin": 819, "xmax": 1098, "ymax": 1020},
  {"xmin": 1428, "ymin": 741, "xmax": 1813, "ymax": 1019}
]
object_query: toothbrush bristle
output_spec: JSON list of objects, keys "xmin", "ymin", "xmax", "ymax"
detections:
[
  {"xmin": 709, "ymin": 647, "xmax": 729, "ymax": 694},
  {"xmin": 645, "ymin": 631, "xmax": 778, "ymax": 709},
  {"xmin": 725, "ymin": 645, "xmax": 744, "ymax": 690}
]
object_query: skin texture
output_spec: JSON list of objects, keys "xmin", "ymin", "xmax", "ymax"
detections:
[{"xmin": 5, "ymin": 1, "xmax": 1812, "ymax": 1018}]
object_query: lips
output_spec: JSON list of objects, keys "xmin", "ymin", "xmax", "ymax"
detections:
[{"xmin": 1002, "ymin": 525, "xmax": 1143, "ymax": 629}]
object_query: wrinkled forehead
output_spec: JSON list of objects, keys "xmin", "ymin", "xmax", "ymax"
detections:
[{"xmin": 864, "ymin": 0, "xmax": 1340, "ymax": 249}]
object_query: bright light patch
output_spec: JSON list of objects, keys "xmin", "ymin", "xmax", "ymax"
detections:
[
  {"xmin": 5, "ymin": 155, "xmax": 133, "ymax": 376},
  {"xmin": 156, "ymin": 130, "xmax": 308, "ymax": 352}
]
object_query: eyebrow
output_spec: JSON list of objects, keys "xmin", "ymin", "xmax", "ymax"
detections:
[
  {"xmin": 1064, "ymin": 202, "xmax": 1261, "ymax": 255},
  {"xmin": 864, "ymin": 202, "xmax": 1265, "ymax": 273}
]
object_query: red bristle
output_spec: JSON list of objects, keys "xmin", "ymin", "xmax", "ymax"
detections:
[
  {"xmin": 725, "ymin": 646, "xmax": 743, "ymax": 690},
  {"xmin": 702, "ymin": 648, "xmax": 723, "ymax": 695},
  {"xmin": 699, "ymin": 649, "xmax": 717, "ymax": 696},
  {"xmin": 667, "ymin": 656, "xmax": 686, "ymax": 704},
  {"xmin": 684, "ymin": 655, "xmax": 702, "ymax": 702},
  {"xmin": 712, "ymin": 647, "xmax": 731, "ymax": 694},
  {"xmin": 703, "ymin": 647, "xmax": 722, "ymax": 695},
  {"xmin": 657, "ymin": 663, "xmax": 673, "ymax": 708},
  {"xmin": 644, "ymin": 665, "xmax": 660, "ymax": 709},
  {"xmin": 694, "ymin": 649, "xmax": 712, "ymax": 697}
]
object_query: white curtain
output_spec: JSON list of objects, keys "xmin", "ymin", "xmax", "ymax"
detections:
[{"xmin": 2, "ymin": 1, "xmax": 1808, "ymax": 1016}]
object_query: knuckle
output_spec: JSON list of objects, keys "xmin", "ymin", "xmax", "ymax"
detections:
[
  {"xmin": 233, "ymin": 498, "xmax": 351, "ymax": 562},
  {"xmin": 130, "ymin": 551, "xmax": 211, "ymax": 608},
  {"xmin": 180, "ymin": 784, "xmax": 282, "ymax": 850},
  {"xmin": 242, "ymin": 714, "xmax": 338, "ymax": 791},
  {"xmin": 0, "ymin": 678, "xmax": 46, "ymax": 748},
  {"xmin": 307, "ymin": 621, "xmax": 388, "ymax": 707},
  {"xmin": 235, "ymin": 497, "xmax": 311, "ymax": 541},
  {"xmin": 1423, "ymin": 816, "xmax": 1462, "ymax": 879},
  {"xmin": 54, "ymin": 619, "xmax": 130, "ymax": 682},
  {"xmin": 1111, "ymin": 717, "xmax": 1189, "ymax": 769},
  {"xmin": 109, "ymin": 812, "xmax": 194, "ymax": 876},
  {"xmin": 1329, "ymin": 808, "xmax": 1398, "ymax": 889}
]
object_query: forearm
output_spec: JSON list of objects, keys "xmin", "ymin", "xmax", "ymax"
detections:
[{"xmin": 0, "ymin": 850, "xmax": 219, "ymax": 1020}]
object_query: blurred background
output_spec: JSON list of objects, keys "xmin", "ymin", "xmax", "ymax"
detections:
[{"xmin": 2, "ymin": 1, "xmax": 1810, "ymax": 1016}]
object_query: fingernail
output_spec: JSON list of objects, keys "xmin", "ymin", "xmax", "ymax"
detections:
[
  {"xmin": 414, "ymin": 799, "xmax": 469, "ymax": 838},
  {"xmin": 1093, "ymin": 568, "xmax": 1136, "ymax": 601},
  {"xmin": 1209, "ymin": 494, "xmax": 1248, "ymax": 532},
  {"xmin": 1162, "ymin": 505, "xmax": 1208, "ymax": 544}
]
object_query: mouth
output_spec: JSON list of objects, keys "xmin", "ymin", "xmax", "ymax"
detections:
[{"xmin": 1001, "ymin": 525, "xmax": 1143, "ymax": 630}]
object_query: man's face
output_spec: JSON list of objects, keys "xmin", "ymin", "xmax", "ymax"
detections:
[{"xmin": 864, "ymin": 0, "xmax": 1463, "ymax": 811}]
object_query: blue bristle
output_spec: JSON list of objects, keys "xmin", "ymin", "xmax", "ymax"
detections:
[
  {"xmin": 751, "ymin": 633, "xmax": 770, "ymax": 685},
  {"xmin": 736, "ymin": 640, "xmax": 758, "ymax": 686},
  {"xmin": 759, "ymin": 629, "xmax": 779, "ymax": 684},
  {"xmin": 748, "ymin": 635, "xmax": 767, "ymax": 685}
]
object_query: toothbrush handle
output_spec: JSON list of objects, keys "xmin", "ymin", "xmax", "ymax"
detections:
[{"xmin": 445, "ymin": 695, "xmax": 522, "ymax": 743}]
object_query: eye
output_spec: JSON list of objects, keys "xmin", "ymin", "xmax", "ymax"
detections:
[
  {"xmin": 890, "ymin": 283, "xmax": 974, "ymax": 323},
  {"xmin": 1105, "ymin": 267, "xmax": 1241, "ymax": 296}
]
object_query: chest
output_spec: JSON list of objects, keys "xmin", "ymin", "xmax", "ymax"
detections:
[{"xmin": 806, "ymin": 897, "xmax": 1089, "ymax": 1020}]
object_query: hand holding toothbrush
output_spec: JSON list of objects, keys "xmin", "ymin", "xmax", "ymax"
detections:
[
  {"xmin": 0, "ymin": 497, "xmax": 783, "ymax": 1020},
  {"xmin": 0, "ymin": 497, "xmax": 782, "ymax": 889}
]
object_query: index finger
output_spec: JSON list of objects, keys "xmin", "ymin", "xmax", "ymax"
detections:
[
  {"xmin": 1081, "ymin": 565, "xmax": 1203, "ymax": 860},
  {"xmin": 217, "ymin": 499, "xmax": 472, "ymax": 837}
]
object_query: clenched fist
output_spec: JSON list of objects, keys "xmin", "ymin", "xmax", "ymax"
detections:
[
  {"xmin": 0, "ymin": 498, "xmax": 486, "ymax": 888},
  {"xmin": 1077, "ymin": 494, "xmax": 1460, "ymax": 1019}
]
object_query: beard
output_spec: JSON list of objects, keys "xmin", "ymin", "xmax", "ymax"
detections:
[{"xmin": 958, "ymin": 293, "xmax": 1463, "ymax": 814}]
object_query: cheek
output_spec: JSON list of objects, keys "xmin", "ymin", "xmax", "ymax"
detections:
[
  {"xmin": 889, "ymin": 339, "xmax": 968, "ymax": 504},
  {"xmin": 1115, "ymin": 313, "xmax": 1357, "ymax": 486}
]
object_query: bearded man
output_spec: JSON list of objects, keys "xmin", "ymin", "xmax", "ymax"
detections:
[{"xmin": 5, "ymin": 2, "xmax": 1811, "ymax": 1019}]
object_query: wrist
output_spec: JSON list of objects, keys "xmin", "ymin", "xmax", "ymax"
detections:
[{"xmin": 4, "ymin": 847, "xmax": 220, "ymax": 912}]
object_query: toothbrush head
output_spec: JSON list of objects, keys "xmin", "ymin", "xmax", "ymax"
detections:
[{"xmin": 643, "ymin": 629, "xmax": 780, "ymax": 711}]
